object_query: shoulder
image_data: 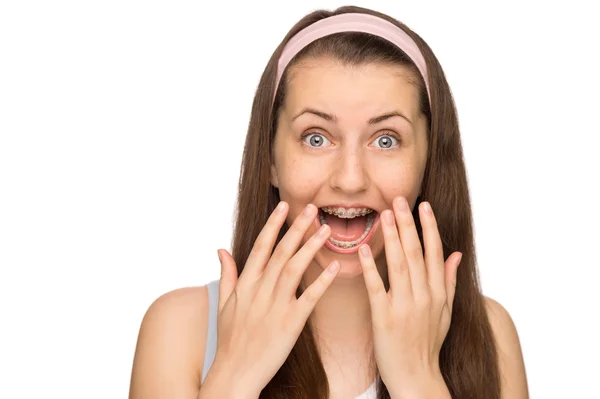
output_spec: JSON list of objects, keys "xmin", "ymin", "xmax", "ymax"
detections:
[
  {"xmin": 483, "ymin": 296, "xmax": 530, "ymax": 399},
  {"xmin": 129, "ymin": 285, "xmax": 211, "ymax": 399}
]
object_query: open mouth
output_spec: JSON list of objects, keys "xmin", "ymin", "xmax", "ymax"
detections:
[{"xmin": 318, "ymin": 206, "xmax": 380, "ymax": 253}]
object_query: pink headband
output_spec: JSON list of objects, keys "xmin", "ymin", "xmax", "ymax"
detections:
[{"xmin": 275, "ymin": 13, "xmax": 431, "ymax": 103}]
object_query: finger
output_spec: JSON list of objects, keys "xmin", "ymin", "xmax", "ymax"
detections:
[
  {"xmin": 261, "ymin": 204, "xmax": 319, "ymax": 289},
  {"xmin": 238, "ymin": 201, "xmax": 288, "ymax": 285},
  {"xmin": 393, "ymin": 196, "xmax": 428, "ymax": 295},
  {"xmin": 294, "ymin": 260, "xmax": 340, "ymax": 323},
  {"xmin": 217, "ymin": 249, "xmax": 238, "ymax": 313},
  {"xmin": 445, "ymin": 252, "xmax": 462, "ymax": 313},
  {"xmin": 274, "ymin": 223, "xmax": 331, "ymax": 297},
  {"xmin": 358, "ymin": 244, "xmax": 390, "ymax": 322},
  {"xmin": 380, "ymin": 209, "xmax": 412, "ymax": 301},
  {"xmin": 419, "ymin": 201, "xmax": 446, "ymax": 294}
]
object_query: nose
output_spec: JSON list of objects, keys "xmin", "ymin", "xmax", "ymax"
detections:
[{"xmin": 329, "ymin": 145, "xmax": 370, "ymax": 194}]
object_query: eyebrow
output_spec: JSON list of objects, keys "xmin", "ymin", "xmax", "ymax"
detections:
[{"xmin": 291, "ymin": 107, "xmax": 413, "ymax": 125}]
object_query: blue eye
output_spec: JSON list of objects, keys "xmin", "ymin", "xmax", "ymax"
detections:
[
  {"xmin": 303, "ymin": 133, "xmax": 331, "ymax": 147},
  {"xmin": 372, "ymin": 134, "xmax": 400, "ymax": 149}
]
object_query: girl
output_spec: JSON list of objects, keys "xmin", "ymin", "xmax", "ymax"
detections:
[{"xmin": 129, "ymin": 6, "xmax": 528, "ymax": 399}]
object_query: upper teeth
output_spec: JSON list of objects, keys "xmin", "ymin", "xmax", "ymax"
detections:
[{"xmin": 321, "ymin": 207, "xmax": 374, "ymax": 219}]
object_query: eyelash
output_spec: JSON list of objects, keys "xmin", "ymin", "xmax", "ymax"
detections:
[{"xmin": 300, "ymin": 131, "xmax": 402, "ymax": 150}]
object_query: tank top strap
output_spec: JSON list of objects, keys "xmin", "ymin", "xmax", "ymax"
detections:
[{"xmin": 201, "ymin": 279, "xmax": 220, "ymax": 383}]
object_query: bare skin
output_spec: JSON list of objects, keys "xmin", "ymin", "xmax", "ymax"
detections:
[
  {"xmin": 128, "ymin": 59, "xmax": 529, "ymax": 398},
  {"xmin": 128, "ymin": 287, "xmax": 528, "ymax": 398},
  {"xmin": 269, "ymin": 59, "xmax": 429, "ymax": 396}
]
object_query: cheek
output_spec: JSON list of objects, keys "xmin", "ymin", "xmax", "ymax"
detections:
[
  {"xmin": 372, "ymin": 159, "xmax": 423, "ymax": 202},
  {"xmin": 278, "ymin": 158, "xmax": 324, "ymax": 194},
  {"xmin": 276, "ymin": 157, "xmax": 327, "ymax": 219}
]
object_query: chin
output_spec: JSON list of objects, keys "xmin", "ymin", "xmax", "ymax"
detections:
[
  {"xmin": 335, "ymin": 261, "xmax": 366, "ymax": 279},
  {"xmin": 313, "ymin": 250, "xmax": 367, "ymax": 280}
]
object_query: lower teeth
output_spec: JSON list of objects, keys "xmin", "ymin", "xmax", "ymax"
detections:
[{"xmin": 320, "ymin": 213, "xmax": 375, "ymax": 248}]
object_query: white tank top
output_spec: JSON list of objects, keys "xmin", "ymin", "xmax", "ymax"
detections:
[{"xmin": 201, "ymin": 279, "xmax": 377, "ymax": 398}]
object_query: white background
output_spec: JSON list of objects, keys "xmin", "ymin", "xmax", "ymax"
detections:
[{"xmin": 1, "ymin": 1, "xmax": 599, "ymax": 398}]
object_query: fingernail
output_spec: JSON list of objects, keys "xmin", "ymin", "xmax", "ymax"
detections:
[
  {"xmin": 395, "ymin": 197, "xmax": 408, "ymax": 211},
  {"xmin": 457, "ymin": 252, "xmax": 463, "ymax": 265},
  {"xmin": 327, "ymin": 261, "xmax": 340, "ymax": 274},
  {"xmin": 359, "ymin": 245, "xmax": 370, "ymax": 257},
  {"xmin": 217, "ymin": 249, "xmax": 223, "ymax": 263},
  {"xmin": 318, "ymin": 224, "xmax": 330, "ymax": 237},
  {"xmin": 423, "ymin": 201, "xmax": 432, "ymax": 214},
  {"xmin": 276, "ymin": 201, "xmax": 286, "ymax": 213},
  {"xmin": 304, "ymin": 204, "xmax": 314, "ymax": 216}
]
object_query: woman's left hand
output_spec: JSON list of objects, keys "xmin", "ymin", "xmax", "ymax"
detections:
[{"xmin": 358, "ymin": 196, "xmax": 462, "ymax": 398}]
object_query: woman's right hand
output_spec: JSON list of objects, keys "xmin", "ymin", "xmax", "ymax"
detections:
[{"xmin": 205, "ymin": 201, "xmax": 338, "ymax": 397}]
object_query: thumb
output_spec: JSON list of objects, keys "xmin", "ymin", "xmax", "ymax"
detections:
[{"xmin": 217, "ymin": 249, "xmax": 238, "ymax": 313}]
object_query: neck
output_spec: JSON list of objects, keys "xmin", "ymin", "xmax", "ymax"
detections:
[
  {"xmin": 301, "ymin": 254, "xmax": 388, "ymax": 361},
  {"xmin": 310, "ymin": 272, "xmax": 372, "ymax": 340}
]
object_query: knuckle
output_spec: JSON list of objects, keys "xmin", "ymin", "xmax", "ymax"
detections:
[
  {"xmin": 280, "ymin": 261, "xmax": 298, "ymax": 279},
  {"xmin": 432, "ymin": 294, "xmax": 446, "ymax": 309},
  {"xmin": 303, "ymin": 286, "xmax": 320, "ymax": 304},
  {"xmin": 407, "ymin": 246, "xmax": 423, "ymax": 259},
  {"xmin": 371, "ymin": 282, "xmax": 386, "ymax": 297},
  {"xmin": 269, "ymin": 246, "xmax": 286, "ymax": 264},
  {"xmin": 432, "ymin": 291, "xmax": 446, "ymax": 307},
  {"xmin": 295, "ymin": 235, "xmax": 324, "ymax": 259},
  {"xmin": 396, "ymin": 303, "xmax": 411, "ymax": 319},
  {"xmin": 252, "ymin": 236, "xmax": 269, "ymax": 253},
  {"xmin": 416, "ymin": 292, "xmax": 432, "ymax": 309},
  {"xmin": 389, "ymin": 268, "xmax": 405, "ymax": 282},
  {"xmin": 291, "ymin": 221, "xmax": 310, "ymax": 237},
  {"xmin": 291, "ymin": 210, "xmax": 311, "ymax": 227},
  {"xmin": 399, "ymin": 215, "xmax": 413, "ymax": 228},
  {"xmin": 396, "ymin": 260, "xmax": 409, "ymax": 272}
]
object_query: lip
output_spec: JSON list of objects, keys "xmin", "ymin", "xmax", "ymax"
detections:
[
  {"xmin": 319, "ymin": 203, "xmax": 377, "ymax": 210},
  {"xmin": 315, "ymin": 211, "xmax": 381, "ymax": 255}
]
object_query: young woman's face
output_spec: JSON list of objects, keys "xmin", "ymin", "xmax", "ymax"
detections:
[{"xmin": 271, "ymin": 58, "xmax": 429, "ymax": 278}]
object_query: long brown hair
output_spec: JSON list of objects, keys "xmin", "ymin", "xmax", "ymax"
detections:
[{"xmin": 231, "ymin": 5, "xmax": 501, "ymax": 399}]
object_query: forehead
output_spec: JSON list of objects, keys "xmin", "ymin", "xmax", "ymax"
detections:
[{"xmin": 283, "ymin": 58, "xmax": 422, "ymax": 120}]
